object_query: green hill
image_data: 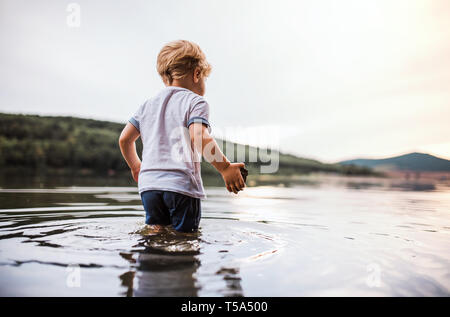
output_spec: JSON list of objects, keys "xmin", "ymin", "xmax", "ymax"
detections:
[
  {"xmin": 339, "ymin": 152, "xmax": 450, "ymax": 172},
  {"xmin": 0, "ymin": 112, "xmax": 376, "ymax": 179}
]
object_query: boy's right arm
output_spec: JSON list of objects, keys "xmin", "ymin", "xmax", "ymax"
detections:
[
  {"xmin": 119, "ymin": 122, "xmax": 142, "ymax": 183},
  {"xmin": 189, "ymin": 123, "xmax": 245, "ymax": 194}
]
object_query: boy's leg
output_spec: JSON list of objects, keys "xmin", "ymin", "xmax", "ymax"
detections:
[
  {"xmin": 163, "ymin": 191, "xmax": 201, "ymax": 233},
  {"xmin": 140, "ymin": 190, "xmax": 171, "ymax": 226}
]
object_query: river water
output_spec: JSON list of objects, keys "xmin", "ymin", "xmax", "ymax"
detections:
[{"xmin": 0, "ymin": 174, "xmax": 449, "ymax": 296}]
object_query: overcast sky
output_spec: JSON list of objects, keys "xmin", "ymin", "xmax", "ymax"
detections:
[{"xmin": 1, "ymin": 0, "xmax": 449, "ymax": 162}]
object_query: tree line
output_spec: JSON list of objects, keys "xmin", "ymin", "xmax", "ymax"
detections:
[{"xmin": 0, "ymin": 112, "xmax": 374, "ymax": 176}]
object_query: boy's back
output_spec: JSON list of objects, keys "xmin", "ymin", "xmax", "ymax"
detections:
[
  {"xmin": 119, "ymin": 40, "xmax": 245, "ymax": 233},
  {"xmin": 129, "ymin": 86, "xmax": 211, "ymax": 199}
]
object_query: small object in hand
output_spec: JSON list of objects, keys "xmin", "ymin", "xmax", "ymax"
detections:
[{"xmin": 240, "ymin": 167, "xmax": 248, "ymax": 183}]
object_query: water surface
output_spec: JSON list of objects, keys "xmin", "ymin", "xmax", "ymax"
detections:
[{"xmin": 0, "ymin": 174, "xmax": 449, "ymax": 296}]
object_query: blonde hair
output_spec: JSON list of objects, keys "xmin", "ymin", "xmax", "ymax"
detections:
[{"xmin": 157, "ymin": 40, "xmax": 212, "ymax": 85}]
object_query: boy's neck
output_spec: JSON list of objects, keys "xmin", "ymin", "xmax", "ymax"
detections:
[
  {"xmin": 170, "ymin": 83, "xmax": 191, "ymax": 90},
  {"xmin": 169, "ymin": 78, "xmax": 202, "ymax": 96}
]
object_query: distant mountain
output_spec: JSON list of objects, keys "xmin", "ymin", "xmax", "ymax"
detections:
[{"xmin": 339, "ymin": 152, "xmax": 450, "ymax": 172}]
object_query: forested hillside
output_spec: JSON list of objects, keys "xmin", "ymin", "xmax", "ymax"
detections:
[{"xmin": 0, "ymin": 112, "xmax": 376, "ymax": 177}]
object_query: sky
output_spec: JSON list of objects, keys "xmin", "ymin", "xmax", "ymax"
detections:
[{"xmin": 0, "ymin": 0, "xmax": 449, "ymax": 163}]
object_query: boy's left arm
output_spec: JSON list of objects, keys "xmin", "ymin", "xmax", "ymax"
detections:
[{"xmin": 118, "ymin": 122, "xmax": 141, "ymax": 182}]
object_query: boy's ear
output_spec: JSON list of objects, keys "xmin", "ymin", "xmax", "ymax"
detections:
[{"xmin": 193, "ymin": 67, "xmax": 201, "ymax": 83}]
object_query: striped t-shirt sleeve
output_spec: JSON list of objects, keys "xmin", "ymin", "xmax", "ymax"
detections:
[
  {"xmin": 128, "ymin": 102, "xmax": 145, "ymax": 132},
  {"xmin": 187, "ymin": 97, "xmax": 211, "ymax": 133}
]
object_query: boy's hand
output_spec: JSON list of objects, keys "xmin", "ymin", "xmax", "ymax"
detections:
[
  {"xmin": 220, "ymin": 162, "xmax": 246, "ymax": 194},
  {"xmin": 131, "ymin": 162, "xmax": 141, "ymax": 183},
  {"xmin": 188, "ymin": 123, "xmax": 246, "ymax": 194}
]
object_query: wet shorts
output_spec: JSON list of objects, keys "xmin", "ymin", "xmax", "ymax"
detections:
[{"xmin": 140, "ymin": 190, "xmax": 201, "ymax": 233}]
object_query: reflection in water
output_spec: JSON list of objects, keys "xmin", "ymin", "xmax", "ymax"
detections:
[
  {"xmin": 119, "ymin": 271, "xmax": 135, "ymax": 297},
  {"xmin": 216, "ymin": 267, "xmax": 243, "ymax": 297},
  {"xmin": 119, "ymin": 226, "xmax": 243, "ymax": 297},
  {"xmin": 134, "ymin": 252, "xmax": 199, "ymax": 297},
  {"xmin": 390, "ymin": 182, "xmax": 436, "ymax": 191},
  {"xmin": 133, "ymin": 227, "xmax": 200, "ymax": 297}
]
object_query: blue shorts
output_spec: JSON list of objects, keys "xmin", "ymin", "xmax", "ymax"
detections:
[{"xmin": 140, "ymin": 190, "xmax": 201, "ymax": 233}]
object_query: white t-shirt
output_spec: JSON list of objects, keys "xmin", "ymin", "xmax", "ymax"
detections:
[{"xmin": 128, "ymin": 86, "xmax": 211, "ymax": 199}]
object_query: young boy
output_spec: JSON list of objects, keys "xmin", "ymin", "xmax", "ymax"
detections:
[{"xmin": 119, "ymin": 40, "xmax": 245, "ymax": 233}]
